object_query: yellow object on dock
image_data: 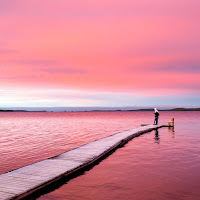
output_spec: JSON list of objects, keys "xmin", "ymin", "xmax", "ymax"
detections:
[{"xmin": 171, "ymin": 118, "xmax": 174, "ymax": 127}]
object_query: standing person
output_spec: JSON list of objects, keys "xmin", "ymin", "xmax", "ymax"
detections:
[{"xmin": 154, "ymin": 108, "xmax": 159, "ymax": 125}]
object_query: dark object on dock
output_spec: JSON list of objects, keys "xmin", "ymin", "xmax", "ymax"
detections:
[{"xmin": 141, "ymin": 124, "xmax": 151, "ymax": 126}]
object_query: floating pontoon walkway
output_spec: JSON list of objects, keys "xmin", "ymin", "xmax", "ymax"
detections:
[{"xmin": 0, "ymin": 124, "xmax": 164, "ymax": 200}]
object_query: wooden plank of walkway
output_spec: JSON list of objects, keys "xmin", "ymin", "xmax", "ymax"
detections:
[{"xmin": 0, "ymin": 124, "xmax": 163, "ymax": 200}]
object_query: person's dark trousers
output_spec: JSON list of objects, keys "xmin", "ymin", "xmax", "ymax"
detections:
[{"xmin": 154, "ymin": 117, "xmax": 158, "ymax": 125}]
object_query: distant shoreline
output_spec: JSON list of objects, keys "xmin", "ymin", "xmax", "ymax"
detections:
[{"xmin": 0, "ymin": 108, "xmax": 200, "ymax": 112}]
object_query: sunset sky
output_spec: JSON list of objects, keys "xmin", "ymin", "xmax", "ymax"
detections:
[{"xmin": 0, "ymin": 0, "xmax": 200, "ymax": 108}]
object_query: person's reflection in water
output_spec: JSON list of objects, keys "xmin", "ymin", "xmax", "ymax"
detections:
[{"xmin": 154, "ymin": 129, "xmax": 160, "ymax": 144}]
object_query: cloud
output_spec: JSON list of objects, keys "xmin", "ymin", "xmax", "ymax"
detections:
[
  {"xmin": 0, "ymin": 48, "xmax": 17, "ymax": 54},
  {"xmin": 127, "ymin": 59, "xmax": 200, "ymax": 74},
  {"xmin": 13, "ymin": 59, "xmax": 58, "ymax": 66},
  {"xmin": 0, "ymin": 88, "xmax": 200, "ymax": 108},
  {"xmin": 158, "ymin": 65, "xmax": 200, "ymax": 73},
  {"xmin": 1, "ymin": 0, "xmax": 199, "ymax": 19},
  {"xmin": 41, "ymin": 67, "xmax": 87, "ymax": 74},
  {"xmin": 0, "ymin": 0, "xmax": 16, "ymax": 13},
  {"xmin": 2, "ymin": 59, "xmax": 87, "ymax": 74},
  {"xmin": 149, "ymin": 60, "xmax": 200, "ymax": 74}
]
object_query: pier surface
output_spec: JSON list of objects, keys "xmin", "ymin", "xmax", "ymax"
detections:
[{"xmin": 0, "ymin": 125, "xmax": 163, "ymax": 200}]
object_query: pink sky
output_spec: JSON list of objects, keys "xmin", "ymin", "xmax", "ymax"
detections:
[{"xmin": 0, "ymin": 0, "xmax": 200, "ymax": 107}]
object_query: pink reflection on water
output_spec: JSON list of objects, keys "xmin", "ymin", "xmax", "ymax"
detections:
[
  {"xmin": 38, "ymin": 112, "xmax": 200, "ymax": 200},
  {"xmin": 0, "ymin": 111, "xmax": 152, "ymax": 174},
  {"xmin": 0, "ymin": 110, "xmax": 200, "ymax": 200}
]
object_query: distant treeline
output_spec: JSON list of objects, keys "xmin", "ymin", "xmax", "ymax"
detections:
[
  {"xmin": 0, "ymin": 110, "xmax": 27, "ymax": 112},
  {"xmin": 170, "ymin": 108, "xmax": 200, "ymax": 111},
  {"xmin": 0, "ymin": 110, "xmax": 45, "ymax": 112},
  {"xmin": 0, "ymin": 108, "xmax": 200, "ymax": 112}
]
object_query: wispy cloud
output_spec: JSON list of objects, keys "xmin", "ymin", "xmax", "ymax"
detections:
[
  {"xmin": 158, "ymin": 65, "xmax": 200, "ymax": 73},
  {"xmin": 0, "ymin": 48, "xmax": 17, "ymax": 54},
  {"xmin": 41, "ymin": 67, "xmax": 87, "ymax": 74},
  {"xmin": 13, "ymin": 59, "xmax": 58, "ymax": 66}
]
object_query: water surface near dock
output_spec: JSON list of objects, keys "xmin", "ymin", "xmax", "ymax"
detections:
[
  {"xmin": 0, "ymin": 111, "xmax": 200, "ymax": 199},
  {"xmin": 0, "ymin": 111, "xmax": 181, "ymax": 175},
  {"xmin": 39, "ymin": 116, "xmax": 200, "ymax": 200}
]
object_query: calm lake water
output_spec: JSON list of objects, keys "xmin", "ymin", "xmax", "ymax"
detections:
[{"xmin": 0, "ymin": 111, "xmax": 200, "ymax": 199}]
